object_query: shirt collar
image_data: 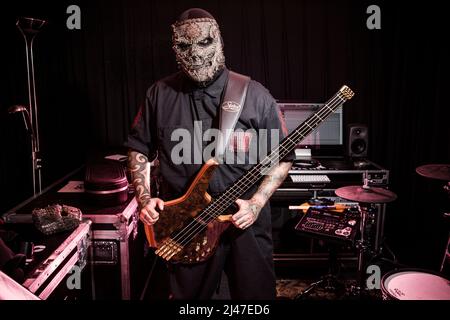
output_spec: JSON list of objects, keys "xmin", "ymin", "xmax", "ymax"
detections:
[
  {"xmin": 185, "ymin": 68, "xmax": 229, "ymax": 99},
  {"xmin": 203, "ymin": 68, "xmax": 228, "ymax": 98}
]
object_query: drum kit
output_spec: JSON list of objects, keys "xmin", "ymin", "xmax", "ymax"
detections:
[{"xmin": 330, "ymin": 164, "xmax": 450, "ymax": 300}]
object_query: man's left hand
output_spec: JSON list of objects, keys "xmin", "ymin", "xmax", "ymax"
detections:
[{"xmin": 231, "ymin": 199, "xmax": 261, "ymax": 229}]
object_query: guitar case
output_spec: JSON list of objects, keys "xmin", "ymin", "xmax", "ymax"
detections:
[{"xmin": 84, "ymin": 161, "xmax": 129, "ymax": 206}]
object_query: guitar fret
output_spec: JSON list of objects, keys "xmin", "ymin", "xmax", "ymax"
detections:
[
  {"xmin": 305, "ymin": 122, "xmax": 314, "ymax": 130},
  {"xmin": 194, "ymin": 90, "xmax": 352, "ymax": 232},
  {"xmin": 153, "ymin": 87, "xmax": 355, "ymax": 263}
]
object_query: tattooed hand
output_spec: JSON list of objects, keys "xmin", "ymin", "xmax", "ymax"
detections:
[
  {"xmin": 139, "ymin": 198, "xmax": 164, "ymax": 226},
  {"xmin": 232, "ymin": 199, "xmax": 261, "ymax": 229},
  {"xmin": 128, "ymin": 150, "xmax": 164, "ymax": 225},
  {"xmin": 232, "ymin": 161, "xmax": 292, "ymax": 230}
]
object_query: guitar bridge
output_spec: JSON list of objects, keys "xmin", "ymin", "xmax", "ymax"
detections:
[{"xmin": 155, "ymin": 238, "xmax": 184, "ymax": 261}]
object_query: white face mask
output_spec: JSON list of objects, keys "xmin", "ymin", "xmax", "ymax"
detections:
[{"xmin": 172, "ymin": 18, "xmax": 225, "ymax": 84}]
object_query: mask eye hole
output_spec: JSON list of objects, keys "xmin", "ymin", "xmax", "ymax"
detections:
[
  {"xmin": 198, "ymin": 37, "xmax": 213, "ymax": 47},
  {"xmin": 176, "ymin": 42, "xmax": 190, "ymax": 51}
]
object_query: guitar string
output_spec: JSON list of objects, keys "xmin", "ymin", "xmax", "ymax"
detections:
[
  {"xmin": 166, "ymin": 93, "xmax": 346, "ymax": 250},
  {"xmin": 167, "ymin": 94, "xmax": 345, "ymax": 250},
  {"xmin": 174, "ymin": 95, "xmax": 347, "ymax": 245},
  {"xmin": 191, "ymin": 95, "xmax": 345, "ymax": 222},
  {"xmin": 169, "ymin": 95, "xmax": 345, "ymax": 251}
]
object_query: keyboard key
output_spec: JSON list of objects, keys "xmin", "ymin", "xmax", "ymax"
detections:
[{"xmin": 290, "ymin": 174, "xmax": 331, "ymax": 183}]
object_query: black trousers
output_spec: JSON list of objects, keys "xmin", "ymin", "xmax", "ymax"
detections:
[{"xmin": 167, "ymin": 225, "xmax": 276, "ymax": 300}]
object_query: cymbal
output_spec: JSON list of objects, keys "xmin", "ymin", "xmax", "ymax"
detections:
[
  {"xmin": 416, "ymin": 164, "xmax": 450, "ymax": 181},
  {"xmin": 335, "ymin": 185, "xmax": 397, "ymax": 203}
]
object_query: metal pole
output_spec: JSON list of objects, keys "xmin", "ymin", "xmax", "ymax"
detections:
[
  {"xmin": 16, "ymin": 17, "xmax": 46, "ymax": 195},
  {"xmin": 30, "ymin": 36, "xmax": 42, "ymax": 195}
]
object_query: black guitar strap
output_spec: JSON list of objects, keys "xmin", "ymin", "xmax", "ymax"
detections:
[{"xmin": 216, "ymin": 71, "xmax": 250, "ymax": 162}]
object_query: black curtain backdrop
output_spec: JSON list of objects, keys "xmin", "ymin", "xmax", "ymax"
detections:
[{"xmin": 0, "ymin": 0, "xmax": 449, "ymax": 268}]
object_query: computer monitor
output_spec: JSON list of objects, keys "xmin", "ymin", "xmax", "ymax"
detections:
[{"xmin": 277, "ymin": 102, "xmax": 344, "ymax": 156}]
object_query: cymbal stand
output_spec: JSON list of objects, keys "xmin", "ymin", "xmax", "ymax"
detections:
[
  {"xmin": 295, "ymin": 244, "xmax": 344, "ymax": 300},
  {"xmin": 350, "ymin": 203, "xmax": 371, "ymax": 296},
  {"xmin": 367, "ymin": 204, "xmax": 400, "ymax": 267},
  {"xmin": 440, "ymin": 183, "xmax": 450, "ymax": 274},
  {"xmin": 440, "ymin": 214, "xmax": 450, "ymax": 273}
]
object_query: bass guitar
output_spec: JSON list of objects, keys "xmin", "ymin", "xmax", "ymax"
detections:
[{"xmin": 145, "ymin": 85, "xmax": 354, "ymax": 263}]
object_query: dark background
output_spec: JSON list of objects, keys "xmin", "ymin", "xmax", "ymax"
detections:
[{"xmin": 0, "ymin": 0, "xmax": 449, "ymax": 270}]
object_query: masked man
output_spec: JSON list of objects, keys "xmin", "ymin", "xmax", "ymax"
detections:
[{"xmin": 126, "ymin": 8, "xmax": 293, "ymax": 299}]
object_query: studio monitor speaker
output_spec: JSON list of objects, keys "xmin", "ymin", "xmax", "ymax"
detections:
[{"xmin": 347, "ymin": 124, "xmax": 368, "ymax": 158}]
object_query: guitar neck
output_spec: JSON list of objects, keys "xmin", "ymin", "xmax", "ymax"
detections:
[{"xmin": 208, "ymin": 86, "xmax": 354, "ymax": 217}]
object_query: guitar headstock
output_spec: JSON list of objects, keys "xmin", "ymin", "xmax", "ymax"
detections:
[{"xmin": 339, "ymin": 85, "xmax": 354, "ymax": 100}]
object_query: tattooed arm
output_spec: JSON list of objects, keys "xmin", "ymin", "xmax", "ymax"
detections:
[
  {"xmin": 128, "ymin": 150, "xmax": 164, "ymax": 225},
  {"xmin": 231, "ymin": 161, "xmax": 293, "ymax": 229}
]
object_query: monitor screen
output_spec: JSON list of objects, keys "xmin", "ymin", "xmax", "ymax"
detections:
[{"xmin": 278, "ymin": 102, "xmax": 343, "ymax": 156}]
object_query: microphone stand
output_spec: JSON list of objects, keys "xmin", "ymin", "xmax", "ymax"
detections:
[{"xmin": 16, "ymin": 17, "xmax": 47, "ymax": 196}]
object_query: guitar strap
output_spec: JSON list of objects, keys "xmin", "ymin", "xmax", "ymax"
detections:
[{"xmin": 216, "ymin": 71, "xmax": 250, "ymax": 162}]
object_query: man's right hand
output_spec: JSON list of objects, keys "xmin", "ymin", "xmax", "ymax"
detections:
[{"xmin": 139, "ymin": 198, "xmax": 164, "ymax": 225}]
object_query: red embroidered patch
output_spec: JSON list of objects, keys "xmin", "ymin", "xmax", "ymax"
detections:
[{"xmin": 228, "ymin": 132, "xmax": 253, "ymax": 152}]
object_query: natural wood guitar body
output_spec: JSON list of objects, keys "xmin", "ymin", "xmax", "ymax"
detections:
[{"xmin": 144, "ymin": 159, "xmax": 232, "ymax": 264}]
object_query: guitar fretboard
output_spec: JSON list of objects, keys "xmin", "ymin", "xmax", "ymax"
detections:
[{"xmin": 203, "ymin": 87, "xmax": 353, "ymax": 220}]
